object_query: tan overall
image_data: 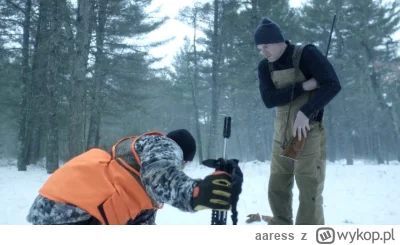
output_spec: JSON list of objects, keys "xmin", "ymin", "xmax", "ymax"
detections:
[{"xmin": 267, "ymin": 45, "xmax": 327, "ymax": 225}]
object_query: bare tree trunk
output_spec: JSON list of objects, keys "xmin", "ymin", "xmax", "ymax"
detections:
[
  {"xmin": 250, "ymin": 0, "xmax": 267, "ymax": 162},
  {"xmin": 27, "ymin": 0, "xmax": 50, "ymax": 166},
  {"xmin": 87, "ymin": 0, "xmax": 108, "ymax": 149},
  {"xmin": 329, "ymin": 24, "xmax": 346, "ymax": 163},
  {"xmin": 389, "ymin": 86, "xmax": 400, "ymax": 161},
  {"xmin": 231, "ymin": 91, "xmax": 243, "ymax": 161},
  {"xmin": 362, "ymin": 43, "xmax": 398, "ymax": 164},
  {"xmin": 68, "ymin": 0, "xmax": 92, "ymax": 158},
  {"xmin": 16, "ymin": 0, "xmax": 32, "ymax": 171},
  {"xmin": 29, "ymin": 127, "xmax": 42, "ymax": 164},
  {"xmin": 376, "ymin": 135, "xmax": 384, "ymax": 165},
  {"xmin": 397, "ymin": 84, "xmax": 400, "ymax": 162},
  {"xmin": 245, "ymin": 102, "xmax": 253, "ymax": 161},
  {"xmin": 207, "ymin": 0, "xmax": 221, "ymax": 159},
  {"xmin": 44, "ymin": 0, "xmax": 62, "ymax": 174},
  {"xmin": 190, "ymin": 7, "xmax": 204, "ymax": 163},
  {"xmin": 345, "ymin": 135, "xmax": 354, "ymax": 165},
  {"xmin": 369, "ymin": 69, "xmax": 399, "ymax": 164}
]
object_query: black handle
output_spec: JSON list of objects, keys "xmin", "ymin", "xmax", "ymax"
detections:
[{"xmin": 223, "ymin": 116, "xmax": 231, "ymax": 138}]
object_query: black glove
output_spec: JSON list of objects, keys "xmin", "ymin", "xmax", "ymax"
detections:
[{"xmin": 191, "ymin": 169, "xmax": 232, "ymax": 211}]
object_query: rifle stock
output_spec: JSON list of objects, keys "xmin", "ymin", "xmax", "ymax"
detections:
[{"xmin": 280, "ymin": 136, "xmax": 305, "ymax": 162}]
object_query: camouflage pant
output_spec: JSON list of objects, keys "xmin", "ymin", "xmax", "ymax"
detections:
[{"xmin": 268, "ymin": 121, "xmax": 327, "ymax": 225}]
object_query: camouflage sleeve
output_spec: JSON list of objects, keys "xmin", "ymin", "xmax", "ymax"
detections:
[
  {"xmin": 135, "ymin": 135, "xmax": 198, "ymax": 213},
  {"xmin": 26, "ymin": 195, "xmax": 92, "ymax": 225}
]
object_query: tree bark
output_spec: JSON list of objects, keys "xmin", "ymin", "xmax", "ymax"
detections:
[
  {"xmin": 67, "ymin": 0, "xmax": 92, "ymax": 158},
  {"xmin": 27, "ymin": 0, "xmax": 50, "ymax": 166},
  {"xmin": 45, "ymin": 0, "xmax": 62, "ymax": 174},
  {"xmin": 87, "ymin": 0, "xmax": 108, "ymax": 149},
  {"xmin": 190, "ymin": 6, "xmax": 204, "ymax": 163},
  {"xmin": 207, "ymin": 0, "xmax": 221, "ymax": 159},
  {"xmin": 16, "ymin": 0, "xmax": 32, "ymax": 171}
]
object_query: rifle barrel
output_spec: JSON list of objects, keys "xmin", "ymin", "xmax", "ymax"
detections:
[{"xmin": 325, "ymin": 14, "xmax": 337, "ymax": 57}]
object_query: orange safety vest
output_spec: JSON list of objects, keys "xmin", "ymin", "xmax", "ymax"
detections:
[{"xmin": 39, "ymin": 131, "xmax": 164, "ymax": 225}]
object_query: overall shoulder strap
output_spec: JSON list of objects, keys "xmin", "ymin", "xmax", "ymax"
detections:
[{"xmin": 292, "ymin": 44, "xmax": 306, "ymax": 71}]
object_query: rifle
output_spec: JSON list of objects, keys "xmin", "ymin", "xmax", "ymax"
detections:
[
  {"xmin": 280, "ymin": 14, "xmax": 337, "ymax": 162},
  {"xmin": 202, "ymin": 116, "xmax": 243, "ymax": 225}
]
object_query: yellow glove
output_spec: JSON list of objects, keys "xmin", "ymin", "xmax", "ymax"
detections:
[{"xmin": 191, "ymin": 171, "xmax": 232, "ymax": 211}]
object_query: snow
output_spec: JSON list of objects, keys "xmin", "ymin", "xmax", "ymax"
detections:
[{"xmin": 0, "ymin": 158, "xmax": 399, "ymax": 225}]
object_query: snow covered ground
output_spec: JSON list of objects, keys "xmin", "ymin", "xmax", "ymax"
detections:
[{"xmin": 0, "ymin": 158, "xmax": 399, "ymax": 225}]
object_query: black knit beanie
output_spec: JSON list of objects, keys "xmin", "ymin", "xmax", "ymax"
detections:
[
  {"xmin": 254, "ymin": 17, "xmax": 284, "ymax": 46},
  {"xmin": 166, "ymin": 129, "xmax": 196, "ymax": 162}
]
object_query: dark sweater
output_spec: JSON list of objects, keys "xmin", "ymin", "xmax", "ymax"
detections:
[{"xmin": 258, "ymin": 40, "xmax": 342, "ymax": 122}]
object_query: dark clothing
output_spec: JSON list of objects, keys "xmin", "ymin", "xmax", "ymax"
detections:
[
  {"xmin": 258, "ymin": 40, "xmax": 342, "ymax": 121},
  {"xmin": 254, "ymin": 18, "xmax": 285, "ymax": 45}
]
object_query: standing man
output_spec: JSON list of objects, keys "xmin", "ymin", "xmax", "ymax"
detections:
[{"xmin": 252, "ymin": 17, "xmax": 341, "ymax": 225}]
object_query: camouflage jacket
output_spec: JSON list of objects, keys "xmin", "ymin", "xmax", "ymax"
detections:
[{"xmin": 26, "ymin": 134, "xmax": 198, "ymax": 225}]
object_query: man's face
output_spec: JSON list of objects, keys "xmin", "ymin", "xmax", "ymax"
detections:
[{"xmin": 257, "ymin": 43, "xmax": 282, "ymax": 62}]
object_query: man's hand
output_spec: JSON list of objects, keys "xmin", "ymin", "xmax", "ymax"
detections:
[
  {"xmin": 191, "ymin": 170, "xmax": 232, "ymax": 211},
  {"xmin": 302, "ymin": 78, "xmax": 319, "ymax": 91},
  {"xmin": 292, "ymin": 110, "xmax": 310, "ymax": 141}
]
